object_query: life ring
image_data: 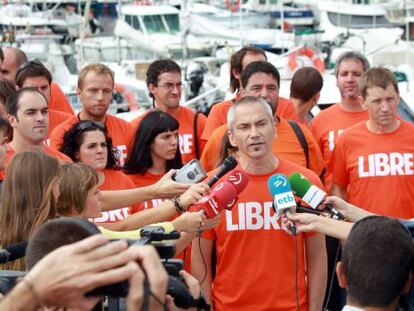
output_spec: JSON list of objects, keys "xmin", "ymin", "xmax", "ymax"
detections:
[
  {"xmin": 287, "ymin": 47, "xmax": 325, "ymax": 74},
  {"xmin": 226, "ymin": 0, "xmax": 240, "ymax": 13},
  {"xmin": 114, "ymin": 84, "xmax": 139, "ymax": 111}
]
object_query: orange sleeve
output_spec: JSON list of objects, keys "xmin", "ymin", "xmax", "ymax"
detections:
[
  {"xmin": 50, "ymin": 122, "xmax": 69, "ymax": 150},
  {"xmin": 48, "ymin": 109, "xmax": 72, "ymax": 137},
  {"xmin": 300, "ymin": 124, "xmax": 326, "ymax": 177},
  {"xmin": 200, "ymin": 125, "xmax": 226, "ymax": 172},
  {"xmin": 202, "ymin": 100, "xmax": 232, "ymax": 141},
  {"xmin": 276, "ymin": 97, "xmax": 298, "ymax": 120},
  {"xmin": 49, "ymin": 82, "xmax": 75, "ymax": 115},
  {"xmin": 328, "ymin": 135, "xmax": 349, "ymax": 187}
]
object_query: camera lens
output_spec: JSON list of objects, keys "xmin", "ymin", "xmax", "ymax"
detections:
[{"xmin": 187, "ymin": 171, "xmax": 196, "ymax": 180}]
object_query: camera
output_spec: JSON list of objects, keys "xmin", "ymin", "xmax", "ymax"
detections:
[{"xmin": 173, "ymin": 159, "xmax": 207, "ymax": 184}]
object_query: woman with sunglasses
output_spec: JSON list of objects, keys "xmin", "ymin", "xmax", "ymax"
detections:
[
  {"xmin": 60, "ymin": 120, "xmax": 142, "ymax": 224},
  {"xmin": 124, "ymin": 110, "xmax": 183, "ymax": 212}
]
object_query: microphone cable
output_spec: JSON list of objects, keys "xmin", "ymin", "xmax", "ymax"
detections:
[
  {"xmin": 323, "ymin": 242, "xmax": 341, "ymax": 311},
  {"xmin": 198, "ymin": 235, "xmax": 208, "ymax": 286},
  {"xmin": 293, "ymin": 233, "xmax": 300, "ymax": 311}
]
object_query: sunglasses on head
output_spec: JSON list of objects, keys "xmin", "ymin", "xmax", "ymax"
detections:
[
  {"xmin": 15, "ymin": 59, "xmax": 45, "ymax": 80},
  {"xmin": 75, "ymin": 120, "xmax": 106, "ymax": 132}
]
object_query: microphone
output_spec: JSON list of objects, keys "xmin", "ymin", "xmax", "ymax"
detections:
[
  {"xmin": 224, "ymin": 169, "xmax": 249, "ymax": 195},
  {"xmin": 190, "ymin": 181, "xmax": 237, "ymax": 218},
  {"xmin": 288, "ymin": 172, "xmax": 345, "ymax": 220},
  {"xmin": 267, "ymin": 173, "xmax": 297, "ymax": 235},
  {"xmin": 207, "ymin": 156, "xmax": 238, "ymax": 187},
  {"xmin": 0, "ymin": 241, "xmax": 27, "ymax": 264}
]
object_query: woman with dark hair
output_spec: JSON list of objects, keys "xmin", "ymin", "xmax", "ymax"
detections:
[
  {"xmin": 60, "ymin": 120, "xmax": 139, "ymax": 224},
  {"xmin": 124, "ymin": 110, "xmax": 183, "ymax": 211}
]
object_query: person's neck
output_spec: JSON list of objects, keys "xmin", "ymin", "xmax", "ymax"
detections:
[
  {"xmin": 148, "ymin": 156, "xmax": 167, "ymax": 175},
  {"xmin": 239, "ymin": 154, "xmax": 278, "ymax": 175},
  {"xmin": 155, "ymin": 102, "xmax": 180, "ymax": 117},
  {"xmin": 79, "ymin": 110, "xmax": 106, "ymax": 123},
  {"xmin": 340, "ymin": 97, "xmax": 366, "ymax": 112},
  {"xmin": 290, "ymin": 97, "xmax": 310, "ymax": 122},
  {"xmin": 366, "ymin": 119, "xmax": 400, "ymax": 134},
  {"xmin": 10, "ymin": 135, "xmax": 43, "ymax": 153}
]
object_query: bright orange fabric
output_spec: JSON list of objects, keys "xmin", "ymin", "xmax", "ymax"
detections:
[
  {"xmin": 127, "ymin": 171, "xmax": 166, "ymax": 213},
  {"xmin": 5, "ymin": 144, "xmax": 72, "ymax": 167},
  {"xmin": 200, "ymin": 118, "xmax": 325, "ymax": 175},
  {"xmin": 48, "ymin": 109, "xmax": 72, "ymax": 138},
  {"xmin": 130, "ymin": 107, "xmax": 206, "ymax": 164},
  {"xmin": 50, "ymin": 114, "xmax": 134, "ymax": 167},
  {"xmin": 329, "ymin": 120, "xmax": 414, "ymax": 219},
  {"xmin": 201, "ymin": 96, "xmax": 297, "ymax": 140},
  {"xmin": 91, "ymin": 169, "xmax": 138, "ymax": 224},
  {"xmin": 201, "ymin": 159, "xmax": 323, "ymax": 311},
  {"xmin": 310, "ymin": 104, "xmax": 368, "ymax": 191},
  {"xmin": 49, "ymin": 82, "xmax": 74, "ymax": 115}
]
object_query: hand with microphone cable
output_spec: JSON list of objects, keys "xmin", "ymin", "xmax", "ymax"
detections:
[
  {"xmin": 323, "ymin": 196, "xmax": 373, "ymax": 223},
  {"xmin": 267, "ymin": 173, "xmax": 297, "ymax": 235},
  {"xmin": 288, "ymin": 172, "xmax": 346, "ymax": 220}
]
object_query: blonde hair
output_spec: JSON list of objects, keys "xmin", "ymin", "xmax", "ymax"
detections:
[
  {"xmin": 359, "ymin": 67, "xmax": 399, "ymax": 99},
  {"xmin": 57, "ymin": 163, "xmax": 99, "ymax": 217},
  {"xmin": 0, "ymin": 151, "xmax": 60, "ymax": 271},
  {"xmin": 77, "ymin": 63, "xmax": 114, "ymax": 89}
]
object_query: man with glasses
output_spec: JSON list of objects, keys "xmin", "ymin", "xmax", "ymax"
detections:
[
  {"xmin": 4, "ymin": 87, "xmax": 71, "ymax": 168},
  {"xmin": 14, "ymin": 59, "xmax": 72, "ymax": 140},
  {"xmin": 130, "ymin": 59, "xmax": 206, "ymax": 164},
  {"xmin": 0, "ymin": 47, "xmax": 74, "ymax": 115},
  {"xmin": 50, "ymin": 63, "xmax": 134, "ymax": 166}
]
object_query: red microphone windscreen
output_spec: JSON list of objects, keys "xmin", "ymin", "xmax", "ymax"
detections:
[
  {"xmin": 211, "ymin": 181, "xmax": 237, "ymax": 205},
  {"xmin": 225, "ymin": 169, "xmax": 249, "ymax": 194}
]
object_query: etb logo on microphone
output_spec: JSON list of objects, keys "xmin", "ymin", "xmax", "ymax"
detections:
[{"xmin": 274, "ymin": 192, "xmax": 295, "ymax": 211}]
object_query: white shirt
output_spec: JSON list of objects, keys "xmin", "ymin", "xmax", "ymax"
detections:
[{"xmin": 342, "ymin": 305, "xmax": 365, "ymax": 311}]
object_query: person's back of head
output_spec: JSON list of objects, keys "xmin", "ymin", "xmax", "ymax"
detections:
[
  {"xmin": 338, "ymin": 216, "xmax": 414, "ymax": 309},
  {"xmin": 290, "ymin": 67, "xmax": 323, "ymax": 102}
]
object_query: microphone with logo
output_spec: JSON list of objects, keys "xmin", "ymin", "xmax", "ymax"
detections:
[
  {"xmin": 288, "ymin": 172, "xmax": 345, "ymax": 220},
  {"xmin": 223, "ymin": 169, "xmax": 249, "ymax": 208},
  {"xmin": 267, "ymin": 173, "xmax": 297, "ymax": 235},
  {"xmin": 190, "ymin": 181, "xmax": 238, "ymax": 218}
]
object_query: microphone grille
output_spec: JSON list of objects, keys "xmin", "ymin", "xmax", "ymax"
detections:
[{"xmin": 223, "ymin": 156, "xmax": 238, "ymax": 170}]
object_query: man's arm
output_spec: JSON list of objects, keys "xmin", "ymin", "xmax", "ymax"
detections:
[
  {"xmin": 330, "ymin": 182, "xmax": 347, "ymax": 200},
  {"xmin": 305, "ymin": 233, "xmax": 327, "ymax": 311},
  {"xmin": 191, "ymin": 237, "xmax": 214, "ymax": 304}
]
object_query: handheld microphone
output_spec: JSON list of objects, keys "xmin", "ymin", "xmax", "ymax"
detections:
[
  {"xmin": 0, "ymin": 241, "xmax": 27, "ymax": 264},
  {"xmin": 288, "ymin": 172, "xmax": 345, "ymax": 220},
  {"xmin": 190, "ymin": 181, "xmax": 237, "ymax": 218},
  {"xmin": 224, "ymin": 169, "xmax": 249, "ymax": 195},
  {"xmin": 207, "ymin": 156, "xmax": 238, "ymax": 187},
  {"xmin": 267, "ymin": 173, "xmax": 297, "ymax": 235}
]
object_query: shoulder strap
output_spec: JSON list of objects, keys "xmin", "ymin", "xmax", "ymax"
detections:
[
  {"xmin": 288, "ymin": 120, "xmax": 309, "ymax": 169},
  {"xmin": 193, "ymin": 111, "xmax": 201, "ymax": 159}
]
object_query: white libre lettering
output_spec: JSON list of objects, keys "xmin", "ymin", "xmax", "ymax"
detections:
[
  {"xmin": 179, "ymin": 134, "xmax": 193, "ymax": 155},
  {"xmin": 328, "ymin": 129, "xmax": 344, "ymax": 151},
  {"xmin": 115, "ymin": 145, "xmax": 127, "ymax": 167},
  {"xmin": 358, "ymin": 153, "xmax": 414, "ymax": 177}
]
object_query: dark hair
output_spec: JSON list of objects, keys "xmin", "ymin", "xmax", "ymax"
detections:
[
  {"xmin": 240, "ymin": 61, "xmax": 280, "ymax": 89},
  {"xmin": 6, "ymin": 87, "xmax": 48, "ymax": 117},
  {"xmin": 216, "ymin": 131, "xmax": 238, "ymax": 168},
  {"xmin": 0, "ymin": 47, "xmax": 4, "ymax": 62},
  {"xmin": 0, "ymin": 80, "xmax": 15, "ymax": 106},
  {"xmin": 60, "ymin": 120, "xmax": 118, "ymax": 169},
  {"xmin": 342, "ymin": 216, "xmax": 414, "ymax": 308},
  {"xmin": 124, "ymin": 110, "xmax": 182, "ymax": 175},
  {"xmin": 334, "ymin": 51, "xmax": 370, "ymax": 78},
  {"xmin": 230, "ymin": 46, "xmax": 267, "ymax": 93},
  {"xmin": 0, "ymin": 116, "xmax": 12, "ymax": 142},
  {"xmin": 146, "ymin": 59, "xmax": 181, "ymax": 99},
  {"xmin": 15, "ymin": 60, "xmax": 52, "ymax": 88},
  {"xmin": 26, "ymin": 217, "xmax": 100, "ymax": 270},
  {"xmin": 290, "ymin": 67, "xmax": 323, "ymax": 101}
]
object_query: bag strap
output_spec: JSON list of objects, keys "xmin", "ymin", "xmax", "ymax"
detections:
[
  {"xmin": 193, "ymin": 111, "xmax": 201, "ymax": 159},
  {"xmin": 288, "ymin": 120, "xmax": 309, "ymax": 169}
]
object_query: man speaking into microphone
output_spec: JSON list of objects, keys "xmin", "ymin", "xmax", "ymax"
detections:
[{"xmin": 191, "ymin": 97, "xmax": 327, "ymax": 311}]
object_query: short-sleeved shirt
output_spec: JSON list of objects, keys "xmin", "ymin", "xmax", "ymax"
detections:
[
  {"xmin": 329, "ymin": 120, "xmax": 414, "ymax": 219},
  {"xmin": 49, "ymin": 82, "xmax": 75, "ymax": 115}
]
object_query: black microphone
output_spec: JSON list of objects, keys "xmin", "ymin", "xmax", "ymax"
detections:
[
  {"xmin": 0, "ymin": 241, "xmax": 27, "ymax": 264},
  {"xmin": 207, "ymin": 156, "xmax": 238, "ymax": 187}
]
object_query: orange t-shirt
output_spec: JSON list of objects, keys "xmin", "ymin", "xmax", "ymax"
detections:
[
  {"xmin": 126, "ymin": 171, "xmax": 167, "ymax": 213},
  {"xmin": 329, "ymin": 120, "xmax": 414, "ymax": 219},
  {"xmin": 201, "ymin": 96, "xmax": 298, "ymax": 141},
  {"xmin": 50, "ymin": 114, "xmax": 134, "ymax": 167},
  {"xmin": 310, "ymin": 104, "xmax": 368, "ymax": 191},
  {"xmin": 200, "ymin": 118, "xmax": 325, "ymax": 176},
  {"xmin": 49, "ymin": 82, "xmax": 74, "ymax": 115},
  {"xmin": 130, "ymin": 107, "xmax": 206, "ymax": 164},
  {"xmin": 5, "ymin": 144, "xmax": 72, "ymax": 166},
  {"xmin": 48, "ymin": 109, "xmax": 72, "ymax": 139},
  {"xmin": 91, "ymin": 169, "xmax": 138, "ymax": 224},
  {"xmin": 201, "ymin": 159, "xmax": 324, "ymax": 311}
]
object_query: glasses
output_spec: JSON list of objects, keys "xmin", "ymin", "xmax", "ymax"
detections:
[
  {"xmin": 15, "ymin": 59, "xmax": 45, "ymax": 81},
  {"xmin": 157, "ymin": 82, "xmax": 183, "ymax": 91},
  {"xmin": 75, "ymin": 120, "xmax": 106, "ymax": 132}
]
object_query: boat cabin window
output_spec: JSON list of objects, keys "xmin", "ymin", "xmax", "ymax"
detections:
[
  {"xmin": 125, "ymin": 14, "xmax": 140, "ymax": 31},
  {"xmin": 164, "ymin": 14, "xmax": 179, "ymax": 33},
  {"xmin": 143, "ymin": 15, "xmax": 167, "ymax": 34},
  {"xmin": 327, "ymin": 12, "xmax": 390, "ymax": 28}
]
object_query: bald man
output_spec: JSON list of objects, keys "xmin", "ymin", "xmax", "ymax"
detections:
[{"xmin": 0, "ymin": 47, "xmax": 26, "ymax": 85}]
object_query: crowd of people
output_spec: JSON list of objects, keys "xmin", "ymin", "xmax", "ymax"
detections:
[{"xmin": 0, "ymin": 44, "xmax": 413, "ymax": 311}]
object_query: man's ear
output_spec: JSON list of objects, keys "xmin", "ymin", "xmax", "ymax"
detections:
[
  {"xmin": 336, "ymin": 261, "xmax": 348, "ymax": 289},
  {"xmin": 7, "ymin": 114, "xmax": 18, "ymax": 128},
  {"xmin": 228, "ymin": 130, "xmax": 237, "ymax": 148},
  {"xmin": 403, "ymin": 272, "xmax": 413, "ymax": 295},
  {"xmin": 232, "ymin": 68, "xmax": 241, "ymax": 83},
  {"xmin": 148, "ymin": 83, "xmax": 156, "ymax": 97},
  {"xmin": 313, "ymin": 91, "xmax": 321, "ymax": 106},
  {"xmin": 358, "ymin": 96, "xmax": 366, "ymax": 109}
]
